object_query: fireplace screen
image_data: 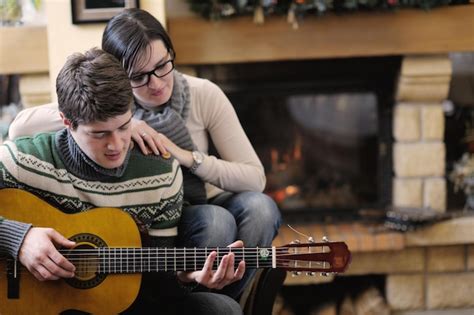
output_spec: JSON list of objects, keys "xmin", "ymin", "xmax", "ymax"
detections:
[
  {"xmin": 233, "ymin": 91, "xmax": 379, "ymax": 216},
  {"xmin": 196, "ymin": 56, "xmax": 398, "ymax": 218}
]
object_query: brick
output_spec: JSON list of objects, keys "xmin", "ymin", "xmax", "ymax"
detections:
[
  {"xmin": 393, "ymin": 105, "xmax": 420, "ymax": 141},
  {"xmin": 406, "ymin": 217, "xmax": 474, "ymax": 246},
  {"xmin": 393, "ymin": 178, "xmax": 423, "ymax": 208},
  {"xmin": 394, "ymin": 142, "xmax": 445, "ymax": 177},
  {"xmin": 421, "ymin": 105, "xmax": 444, "ymax": 141},
  {"xmin": 400, "ymin": 55, "xmax": 452, "ymax": 77},
  {"xmin": 426, "ymin": 272, "xmax": 474, "ymax": 309},
  {"xmin": 386, "ymin": 274, "xmax": 424, "ymax": 311},
  {"xmin": 426, "ymin": 245, "xmax": 465, "ymax": 272},
  {"xmin": 396, "ymin": 81, "xmax": 450, "ymax": 102},
  {"xmin": 468, "ymin": 245, "xmax": 474, "ymax": 271},
  {"xmin": 346, "ymin": 248, "xmax": 425, "ymax": 275},
  {"xmin": 423, "ymin": 177, "xmax": 446, "ymax": 212}
]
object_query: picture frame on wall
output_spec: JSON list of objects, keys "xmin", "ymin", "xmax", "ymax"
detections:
[{"xmin": 71, "ymin": 0, "xmax": 139, "ymax": 24}]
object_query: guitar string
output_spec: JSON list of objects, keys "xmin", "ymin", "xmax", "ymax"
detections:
[{"xmin": 6, "ymin": 261, "xmax": 330, "ymax": 275}]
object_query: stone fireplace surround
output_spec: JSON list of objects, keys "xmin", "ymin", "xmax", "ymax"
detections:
[{"xmin": 169, "ymin": 6, "xmax": 474, "ymax": 313}]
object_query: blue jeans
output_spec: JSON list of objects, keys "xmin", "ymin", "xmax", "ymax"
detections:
[{"xmin": 177, "ymin": 191, "xmax": 282, "ymax": 299}]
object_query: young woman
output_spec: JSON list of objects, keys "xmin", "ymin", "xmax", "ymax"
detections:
[{"xmin": 9, "ymin": 8, "xmax": 281, "ymax": 301}]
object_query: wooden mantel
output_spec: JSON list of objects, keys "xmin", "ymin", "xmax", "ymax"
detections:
[{"xmin": 168, "ymin": 5, "xmax": 474, "ymax": 65}]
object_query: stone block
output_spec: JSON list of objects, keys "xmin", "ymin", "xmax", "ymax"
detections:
[
  {"xmin": 393, "ymin": 105, "xmax": 420, "ymax": 141},
  {"xmin": 345, "ymin": 248, "xmax": 425, "ymax": 275},
  {"xmin": 426, "ymin": 272, "xmax": 474, "ymax": 309},
  {"xmin": 400, "ymin": 55, "xmax": 452, "ymax": 77},
  {"xmin": 386, "ymin": 274, "xmax": 424, "ymax": 311},
  {"xmin": 423, "ymin": 177, "xmax": 446, "ymax": 212},
  {"xmin": 468, "ymin": 245, "xmax": 474, "ymax": 271},
  {"xmin": 421, "ymin": 105, "xmax": 444, "ymax": 141},
  {"xmin": 396, "ymin": 81, "xmax": 450, "ymax": 103},
  {"xmin": 427, "ymin": 245, "xmax": 465, "ymax": 272},
  {"xmin": 406, "ymin": 217, "xmax": 474, "ymax": 246},
  {"xmin": 393, "ymin": 178, "xmax": 423, "ymax": 208},
  {"xmin": 394, "ymin": 143, "xmax": 445, "ymax": 177}
]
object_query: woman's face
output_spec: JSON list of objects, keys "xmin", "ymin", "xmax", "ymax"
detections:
[{"xmin": 130, "ymin": 40, "xmax": 174, "ymax": 109}]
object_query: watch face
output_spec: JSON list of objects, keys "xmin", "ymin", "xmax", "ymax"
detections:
[{"xmin": 193, "ymin": 151, "xmax": 203, "ymax": 164}]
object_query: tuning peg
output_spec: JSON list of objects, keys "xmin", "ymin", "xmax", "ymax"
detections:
[
  {"xmin": 291, "ymin": 239, "xmax": 301, "ymax": 244},
  {"xmin": 307, "ymin": 236, "xmax": 314, "ymax": 243},
  {"xmin": 320, "ymin": 272, "xmax": 329, "ymax": 277},
  {"xmin": 306, "ymin": 272, "xmax": 316, "ymax": 276},
  {"xmin": 292, "ymin": 271, "xmax": 302, "ymax": 277},
  {"xmin": 322, "ymin": 236, "xmax": 330, "ymax": 242}
]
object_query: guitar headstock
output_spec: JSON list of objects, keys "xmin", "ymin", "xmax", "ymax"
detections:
[{"xmin": 276, "ymin": 238, "xmax": 351, "ymax": 275}]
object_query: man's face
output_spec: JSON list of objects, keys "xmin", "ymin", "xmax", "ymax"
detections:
[{"xmin": 65, "ymin": 111, "xmax": 133, "ymax": 169}]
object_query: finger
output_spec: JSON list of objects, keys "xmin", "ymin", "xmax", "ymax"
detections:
[
  {"xmin": 224, "ymin": 253, "xmax": 235, "ymax": 280},
  {"xmin": 212, "ymin": 254, "xmax": 229, "ymax": 284},
  {"xmin": 36, "ymin": 263, "xmax": 59, "ymax": 281},
  {"xmin": 197, "ymin": 251, "xmax": 216, "ymax": 284},
  {"xmin": 49, "ymin": 250, "xmax": 75, "ymax": 275},
  {"xmin": 42, "ymin": 256, "xmax": 73, "ymax": 279},
  {"xmin": 227, "ymin": 240, "xmax": 244, "ymax": 248},
  {"xmin": 143, "ymin": 133, "xmax": 160, "ymax": 155},
  {"xmin": 132, "ymin": 132, "xmax": 151, "ymax": 155},
  {"xmin": 234, "ymin": 260, "xmax": 245, "ymax": 280},
  {"xmin": 49, "ymin": 230, "xmax": 75, "ymax": 248},
  {"xmin": 153, "ymin": 138, "xmax": 168, "ymax": 156}
]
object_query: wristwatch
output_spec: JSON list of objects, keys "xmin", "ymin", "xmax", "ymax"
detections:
[{"xmin": 190, "ymin": 151, "xmax": 204, "ymax": 173}]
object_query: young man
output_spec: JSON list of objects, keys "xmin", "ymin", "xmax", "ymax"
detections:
[{"xmin": 0, "ymin": 48, "xmax": 244, "ymax": 315}]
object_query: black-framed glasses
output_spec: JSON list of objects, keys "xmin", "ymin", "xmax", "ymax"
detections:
[{"xmin": 130, "ymin": 59, "xmax": 175, "ymax": 88}]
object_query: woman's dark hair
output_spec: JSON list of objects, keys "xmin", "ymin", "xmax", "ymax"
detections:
[
  {"xmin": 56, "ymin": 48, "xmax": 132, "ymax": 129},
  {"xmin": 102, "ymin": 8, "xmax": 175, "ymax": 76}
]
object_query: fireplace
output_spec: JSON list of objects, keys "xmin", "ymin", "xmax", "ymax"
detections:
[{"xmin": 194, "ymin": 56, "xmax": 401, "ymax": 221}]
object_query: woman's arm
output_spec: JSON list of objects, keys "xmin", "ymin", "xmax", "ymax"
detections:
[
  {"xmin": 8, "ymin": 103, "xmax": 63, "ymax": 139},
  {"xmin": 189, "ymin": 77, "xmax": 266, "ymax": 193}
]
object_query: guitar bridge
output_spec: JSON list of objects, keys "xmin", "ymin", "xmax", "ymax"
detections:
[{"xmin": 7, "ymin": 259, "xmax": 20, "ymax": 299}]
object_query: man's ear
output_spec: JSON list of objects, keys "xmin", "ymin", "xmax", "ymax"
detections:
[{"xmin": 59, "ymin": 112, "xmax": 72, "ymax": 129}]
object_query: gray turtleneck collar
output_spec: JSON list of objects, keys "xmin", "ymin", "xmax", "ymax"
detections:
[{"xmin": 55, "ymin": 128, "xmax": 132, "ymax": 181}]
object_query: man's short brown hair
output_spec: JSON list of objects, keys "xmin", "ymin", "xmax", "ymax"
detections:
[{"xmin": 56, "ymin": 48, "xmax": 133, "ymax": 129}]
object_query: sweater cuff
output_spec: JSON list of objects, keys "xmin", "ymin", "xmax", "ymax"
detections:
[{"xmin": 0, "ymin": 219, "xmax": 32, "ymax": 259}]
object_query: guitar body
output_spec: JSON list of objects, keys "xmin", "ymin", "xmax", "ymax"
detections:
[{"xmin": 0, "ymin": 189, "xmax": 142, "ymax": 315}]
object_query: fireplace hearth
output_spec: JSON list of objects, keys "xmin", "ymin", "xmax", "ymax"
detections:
[{"xmin": 195, "ymin": 56, "xmax": 401, "ymax": 221}]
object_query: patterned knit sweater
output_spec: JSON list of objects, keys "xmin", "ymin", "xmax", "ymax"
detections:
[{"xmin": 0, "ymin": 129, "xmax": 183, "ymax": 259}]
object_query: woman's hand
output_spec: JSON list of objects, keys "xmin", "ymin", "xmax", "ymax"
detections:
[
  {"xmin": 177, "ymin": 240, "xmax": 246, "ymax": 290},
  {"xmin": 18, "ymin": 227, "xmax": 76, "ymax": 281},
  {"xmin": 131, "ymin": 118, "xmax": 195, "ymax": 167}
]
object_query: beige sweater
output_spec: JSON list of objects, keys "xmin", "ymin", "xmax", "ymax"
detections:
[{"xmin": 8, "ymin": 74, "xmax": 265, "ymax": 199}]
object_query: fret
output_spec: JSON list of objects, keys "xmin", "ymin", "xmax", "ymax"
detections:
[
  {"xmin": 194, "ymin": 247, "xmax": 197, "ymax": 271},
  {"xmin": 243, "ymin": 247, "xmax": 245, "ymax": 266},
  {"xmin": 98, "ymin": 247, "xmax": 101, "ymax": 273},
  {"xmin": 113, "ymin": 248, "xmax": 116, "ymax": 273},
  {"xmin": 140, "ymin": 248, "xmax": 143, "ymax": 273},
  {"xmin": 147, "ymin": 248, "xmax": 151, "ymax": 272},
  {"xmin": 165, "ymin": 248, "xmax": 167, "ymax": 272},
  {"xmin": 156, "ymin": 248, "xmax": 159, "ymax": 272},
  {"xmin": 174, "ymin": 248, "xmax": 176, "ymax": 271},
  {"xmin": 256, "ymin": 247, "xmax": 259, "ymax": 269},
  {"xmin": 119, "ymin": 248, "xmax": 122, "ymax": 273},
  {"xmin": 126, "ymin": 248, "xmax": 128, "ymax": 273},
  {"xmin": 216, "ymin": 247, "xmax": 219, "ymax": 269},
  {"xmin": 184, "ymin": 247, "xmax": 186, "ymax": 271}
]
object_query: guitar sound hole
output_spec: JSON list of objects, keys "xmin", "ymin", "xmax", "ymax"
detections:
[{"xmin": 65, "ymin": 233, "xmax": 107, "ymax": 290}]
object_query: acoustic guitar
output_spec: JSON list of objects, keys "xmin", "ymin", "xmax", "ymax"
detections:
[{"xmin": 0, "ymin": 189, "xmax": 351, "ymax": 314}]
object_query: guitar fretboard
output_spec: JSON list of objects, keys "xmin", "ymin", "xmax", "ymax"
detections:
[{"xmin": 61, "ymin": 247, "xmax": 281, "ymax": 274}]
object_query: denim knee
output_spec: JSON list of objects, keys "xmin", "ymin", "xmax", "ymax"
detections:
[
  {"xmin": 222, "ymin": 192, "xmax": 282, "ymax": 246},
  {"xmin": 178, "ymin": 204, "xmax": 238, "ymax": 247},
  {"xmin": 226, "ymin": 192, "xmax": 282, "ymax": 232}
]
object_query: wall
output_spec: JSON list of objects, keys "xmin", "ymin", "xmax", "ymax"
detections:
[{"xmin": 44, "ymin": 0, "xmax": 165, "ymax": 100}]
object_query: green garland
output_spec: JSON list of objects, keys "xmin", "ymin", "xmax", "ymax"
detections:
[{"xmin": 187, "ymin": 0, "xmax": 465, "ymax": 20}]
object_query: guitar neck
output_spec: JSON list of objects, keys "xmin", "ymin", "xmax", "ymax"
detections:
[{"xmin": 62, "ymin": 247, "xmax": 279, "ymax": 274}]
